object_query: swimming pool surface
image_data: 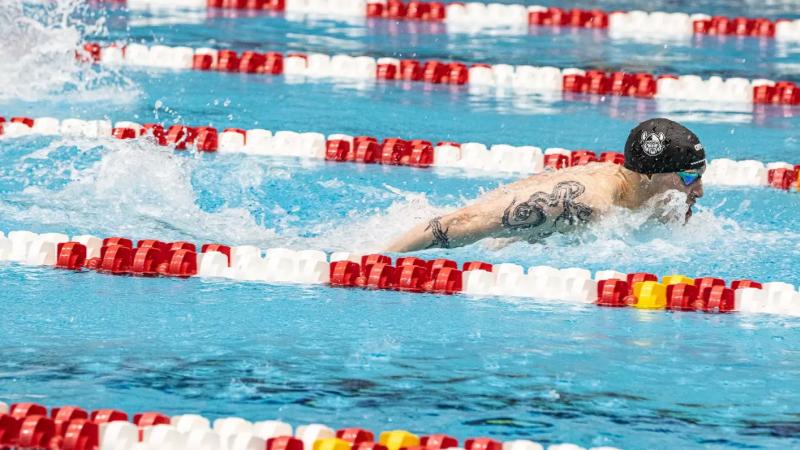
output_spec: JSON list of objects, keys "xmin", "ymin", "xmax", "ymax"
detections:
[{"xmin": 1, "ymin": 1, "xmax": 800, "ymax": 448}]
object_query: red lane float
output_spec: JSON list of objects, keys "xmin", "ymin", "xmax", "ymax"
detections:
[
  {"xmin": 3, "ymin": 114, "xmax": 799, "ymax": 192},
  {"xmin": 1, "ymin": 229, "xmax": 799, "ymax": 316},
  {"xmin": 80, "ymin": 238, "xmax": 200, "ymax": 277},
  {"xmin": 206, "ymin": 0, "xmax": 286, "ymax": 11},
  {"xmin": 81, "ymin": 43, "xmax": 800, "ymax": 106},
  {"xmin": 330, "ymin": 255, "xmax": 462, "ymax": 294},
  {"xmin": 0, "ymin": 400, "xmax": 605, "ymax": 450}
]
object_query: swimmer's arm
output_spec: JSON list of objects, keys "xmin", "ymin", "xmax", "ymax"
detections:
[
  {"xmin": 384, "ymin": 204, "xmax": 500, "ymax": 253},
  {"xmin": 384, "ymin": 179, "xmax": 603, "ymax": 252}
]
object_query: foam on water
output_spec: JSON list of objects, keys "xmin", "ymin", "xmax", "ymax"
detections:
[
  {"xmin": 311, "ymin": 185, "xmax": 447, "ymax": 252},
  {"xmin": 0, "ymin": 135, "xmax": 277, "ymax": 244},
  {"xmin": 0, "ymin": 0, "xmax": 138, "ymax": 103}
]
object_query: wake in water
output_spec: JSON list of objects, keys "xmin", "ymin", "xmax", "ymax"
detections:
[{"xmin": 0, "ymin": 0, "xmax": 138, "ymax": 102}]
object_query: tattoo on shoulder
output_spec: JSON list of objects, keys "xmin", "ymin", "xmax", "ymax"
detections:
[
  {"xmin": 501, "ymin": 181, "xmax": 593, "ymax": 231},
  {"xmin": 425, "ymin": 216, "xmax": 450, "ymax": 249}
]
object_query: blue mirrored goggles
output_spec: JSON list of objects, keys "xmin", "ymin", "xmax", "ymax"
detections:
[{"xmin": 677, "ymin": 170, "xmax": 703, "ymax": 186}]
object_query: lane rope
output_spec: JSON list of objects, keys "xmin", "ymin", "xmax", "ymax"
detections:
[
  {"xmin": 79, "ymin": 42, "xmax": 800, "ymax": 108},
  {"xmin": 0, "ymin": 401, "xmax": 617, "ymax": 450},
  {"xmin": 2, "ymin": 115, "xmax": 799, "ymax": 191},
  {"xmin": 1, "ymin": 229, "xmax": 798, "ymax": 316},
  {"xmin": 119, "ymin": 0, "xmax": 800, "ymax": 42}
]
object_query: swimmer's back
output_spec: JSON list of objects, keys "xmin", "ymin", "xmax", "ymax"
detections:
[
  {"xmin": 385, "ymin": 162, "xmax": 627, "ymax": 252},
  {"xmin": 470, "ymin": 162, "xmax": 626, "ymax": 240}
]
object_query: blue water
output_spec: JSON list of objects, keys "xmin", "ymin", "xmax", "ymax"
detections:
[{"xmin": 2, "ymin": 1, "xmax": 800, "ymax": 449}]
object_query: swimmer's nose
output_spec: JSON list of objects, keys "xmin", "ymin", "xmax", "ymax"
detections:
[{"xmin": 692, "ymin": 180, "xmax": 704, "ymax": 199}]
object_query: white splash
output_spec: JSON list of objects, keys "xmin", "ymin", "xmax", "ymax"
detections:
[
  {"xmin": 308, "ymin": 185, "xmax": 448, "ymax": 252},
  {"xmin": 0, "ymin": 0, "xmax": 138, "ymax": 102},
  {"xmin": 486, "ymin": 189, "xmax": 799, "ymax": 275},
  {"xmin": 0, "ymin": 135, "xmax": 277, "ymax": 245}
]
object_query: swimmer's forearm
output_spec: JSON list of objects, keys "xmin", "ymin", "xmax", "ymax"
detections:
[
  {"xmin": 383, "ymin": 221, "xmax": 440, "ymax": 253},
  {"xmin": 384, "ymin": 211, "xmax": 495, "ymax": 252}
]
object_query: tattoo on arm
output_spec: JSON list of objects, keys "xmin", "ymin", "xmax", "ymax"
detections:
[
  {"xmin": 425, "ymin": 216, "xmax": 450, "ymax": 249},
  {"xmin": 501, "ymin": 181, "xmax": 593, "ymax": 231}
]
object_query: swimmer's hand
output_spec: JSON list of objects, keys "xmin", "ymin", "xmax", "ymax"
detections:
[{"xmin": 650, "ymin": 190, "xmax": 694, "ymax": 225}]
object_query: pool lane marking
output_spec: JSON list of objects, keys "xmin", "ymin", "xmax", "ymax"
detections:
[
  {"xmin": 1, "ymin": 229, "xmax": 798, "ymax": 316},
  {"xmin": 115, "ymin": 0, "xmax": 800, "ymax": 43},
  {"xmin": 79, "ymin": 43, "xmax": 800, "ymax": 108},
  {"xmin": 2, "ymin": 115, "xmax": 799, "ymax": 191},
  {"xmin": 0, "ymin": 400, "xmax": 612, "ymax": 450}
]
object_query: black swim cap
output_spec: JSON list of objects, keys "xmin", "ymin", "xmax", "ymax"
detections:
[{"xmin": 623, "ymin": 118, "xmax": 706, "ymax": 174}]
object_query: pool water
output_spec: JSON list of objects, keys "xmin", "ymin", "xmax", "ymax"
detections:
[{"xmin": 1, "ymin": 1, "xmax": 800, "ymax": 448}]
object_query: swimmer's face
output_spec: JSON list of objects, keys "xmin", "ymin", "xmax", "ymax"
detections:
[{"xmin": 650, "ymin": 167, "xmax": 705, "ymax": 221}]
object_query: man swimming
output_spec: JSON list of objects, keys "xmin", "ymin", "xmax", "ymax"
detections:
[{"xmin": 386, "ymin": 118, "xmax": 706, "ymax": 252}]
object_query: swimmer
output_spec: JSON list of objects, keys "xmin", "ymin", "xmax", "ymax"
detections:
[{"xmin": 386, "ymin": 118, "xmax": 706, "ymax": 252}]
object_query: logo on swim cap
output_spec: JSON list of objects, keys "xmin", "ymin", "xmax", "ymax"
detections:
[
  {"xmin": 694, "ymin": 143, "xmax": 704, "ymax": 152},
  {"xmin": 640, "ymin": 131, "xmax": 665, "ymax": 156}
]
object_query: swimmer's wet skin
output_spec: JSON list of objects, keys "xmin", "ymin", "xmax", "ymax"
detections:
[{"xmin": 386, "ymin": 118, "xmax": 706, "ymax": 252}]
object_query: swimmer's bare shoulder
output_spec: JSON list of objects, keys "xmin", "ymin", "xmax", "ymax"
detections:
[{"xmin": 385, "ymin": 163, "xmax": 623, "ymax": 252}]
